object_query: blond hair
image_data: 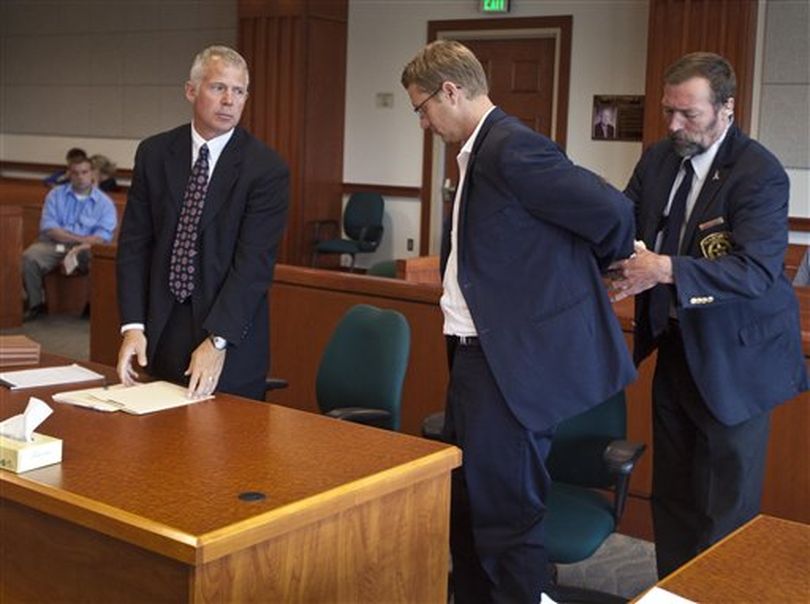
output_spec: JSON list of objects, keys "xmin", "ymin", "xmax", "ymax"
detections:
[{"xmin": 401, "ymin": 40, "xmax": 488, "ymax": 98}]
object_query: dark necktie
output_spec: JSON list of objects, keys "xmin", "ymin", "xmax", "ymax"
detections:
[
  {"xmin": 648, "ymin": 159, "xmax": 694, "ymax": 338},
  {"xmin": 169, "ymin": 144, "xmax": 209, "ymax": 302}
]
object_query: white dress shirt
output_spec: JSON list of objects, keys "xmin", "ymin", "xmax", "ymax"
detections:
[{"xmin": 441, "ymin": 106, "xmax": 497, "ymax": 336}]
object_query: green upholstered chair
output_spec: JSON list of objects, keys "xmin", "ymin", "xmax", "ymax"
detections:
[
  {"xmin": 311, "ymin": 192, "xmax": 385, "ymax": 272},
  {"xmin": 422, "ymin": 391, "xmax": 645, "ymax": 602},
  {"xmin": 366, "ymin": 259, "xmax": 398, "ymax": 278},
  {"xmin": 316, "ymin": 304, "xmax": 410, "ymax": 430}
]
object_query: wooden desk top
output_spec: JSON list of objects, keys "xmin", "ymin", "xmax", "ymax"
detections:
[
  {"xmin": 649, "ymin": 515, "xmax": 810, "ymax": 602},
  {"xmin": 0, "ymin": 355, "xmax": 460, "ymax": 566}
]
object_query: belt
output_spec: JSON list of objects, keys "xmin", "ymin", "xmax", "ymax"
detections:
[{"xmin": 455, "ymin": 335, "xmax": 480, "ymax": 347}]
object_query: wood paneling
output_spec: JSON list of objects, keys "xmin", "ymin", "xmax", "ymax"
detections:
[
  {"xmin": 643, "ymin": 0, "xmax": 758, "ymax": 148},
  {"xmin": 238, "ymin": 0, "xmax": 347, "ymax": 266},
  {"xmin": 0, "ymin": 206, "xmax": 23, "ymax": 328}
]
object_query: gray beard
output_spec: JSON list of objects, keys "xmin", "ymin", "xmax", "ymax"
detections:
[{"xmin": 670, "ymin": 134, "xmax": 706, "ymax": 158}]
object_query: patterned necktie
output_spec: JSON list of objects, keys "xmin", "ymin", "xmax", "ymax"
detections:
[
  {"xmin": 169, "ymin": 144, "xmax": 209, "ymax": 302},
  {"xmin": 649, "ymin": 159, "xmax": 694, "ymax": 338}
]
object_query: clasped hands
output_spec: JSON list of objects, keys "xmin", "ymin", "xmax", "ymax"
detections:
[
  {"xmin": 116, "ymin": 330, "xmax": 225, "ymax": 398},
  {"xmin": 607, "ymin": 241, "xmax": 674, "ymax": 302}
]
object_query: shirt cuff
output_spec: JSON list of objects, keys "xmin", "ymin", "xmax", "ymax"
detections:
[{"xmin": 121, "ymin": 323, "xmax": 145, "ymax": 334}]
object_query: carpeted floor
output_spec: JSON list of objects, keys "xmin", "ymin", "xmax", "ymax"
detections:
[{"xmin": 3, "ymin": 313, "xmax": 660, "ymax": 602}]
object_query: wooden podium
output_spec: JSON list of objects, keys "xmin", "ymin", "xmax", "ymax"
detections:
[{"xmin": 0, "ymin": 356, "xmax": 460, "ymax": 603}]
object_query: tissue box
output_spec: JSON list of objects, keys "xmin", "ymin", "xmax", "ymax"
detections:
[{"xmin": 0, "ymin": 433, "xmax": 62, "ymax": 473}]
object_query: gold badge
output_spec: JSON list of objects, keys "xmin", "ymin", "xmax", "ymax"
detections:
[{"xmin": 700, "ymin": 231, "xmax": 732, "ymax": 259}]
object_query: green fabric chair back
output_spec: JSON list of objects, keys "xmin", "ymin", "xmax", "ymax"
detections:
[
  {"xmin": 544, "ymin": 391, "xmax": 628, "ymax": 564},
  {"xmin": 546, "ymin": 391, "xmax": 627, "ymax": 489},
  {"xmin": 316, "ymin": 304, "xmax": 410, "ymax": 430}
]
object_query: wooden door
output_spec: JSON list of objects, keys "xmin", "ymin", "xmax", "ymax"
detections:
[{"xmin": 442, "ymin": 36, "xmax": 557, "ymax": 219}]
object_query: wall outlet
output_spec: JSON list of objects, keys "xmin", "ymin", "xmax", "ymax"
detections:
[
  {"xmin": 406, "ymin": 238, "xmax": 414, "ymax": 251},
  {"xmin": 375, "ymin": 92, "xmax": 394, "ymax": 108}
]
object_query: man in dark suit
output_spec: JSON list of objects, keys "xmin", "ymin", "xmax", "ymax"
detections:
[
  {"xmin": 593, "ymin": 105, "xmax": 616, "ymax": 139},
  {"xmin": 401, "ymin": 40, "xmax": 636, "ymax": 603},
  {"xmin": 611, "ymin": 52, "xmax": 808, "ymax": 577},
  {"xmin": 116, "ymin": 45, "xmax": 288, "ymax": 401}
]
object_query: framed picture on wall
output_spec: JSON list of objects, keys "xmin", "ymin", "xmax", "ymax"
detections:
[{"xmin": 592, "ymin": 95, "xmax": 644, "ymax": 141}]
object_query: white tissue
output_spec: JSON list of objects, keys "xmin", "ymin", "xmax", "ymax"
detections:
[{"xmin": 0, "ymin": 397, "xmax": 53, "ymax": 442}]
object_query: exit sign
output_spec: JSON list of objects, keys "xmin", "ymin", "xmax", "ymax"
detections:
[{"xmin": 481, "ymin": 0, "xmax": 510, "ymax": 13}]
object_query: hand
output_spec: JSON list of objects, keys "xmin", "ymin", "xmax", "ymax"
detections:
[
  {"xmin": 117, "ymin": 329, "xmax": 147, "ymax": 386},
  {"xmin": 184, "ymin": 338, "xmax": 226, "ymax": 398},
  {"xmin": 608, "ymin": 247, "xmax": 673, "ymax": 302}
]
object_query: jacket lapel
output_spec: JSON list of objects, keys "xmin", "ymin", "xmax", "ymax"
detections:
[
  {"xmin": 199, "ymin": 128, "xmax": 244, "ymax": 232},
  {"xmin": 644, "ymin": 152, "xmax": 682, "ymax": 248},
  {"xmin": 455, "ymin": 108, "xmax": 507, "ymax": 269},
  {"xmin": 680, "ymin": 125, "xmax": 745, "ymax": 253},
  {"xmin": 165, "ymin": 125, "xmax": 192, "ymax": 216}
]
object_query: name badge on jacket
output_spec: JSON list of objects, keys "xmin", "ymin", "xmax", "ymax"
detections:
[{"xmin": 699, "ymin": 230, "xmax": 733, "ymax": 259}]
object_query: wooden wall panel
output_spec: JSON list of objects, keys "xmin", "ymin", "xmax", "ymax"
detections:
[
  {"xmin": 643, "ymin": 0, "xmax": 758, "ymax": 148},
  {"xmin": 238, "ymin": 0, "xmax": 347, "ymax": 266},
  {"xmin": 0, "ymin": 206, "xmax": 22, "ymax": 328}
]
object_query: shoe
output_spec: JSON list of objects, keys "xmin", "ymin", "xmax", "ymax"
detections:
[{"xmin": 23, "ymin": 304, "xmax": 45, "ymax": 322}]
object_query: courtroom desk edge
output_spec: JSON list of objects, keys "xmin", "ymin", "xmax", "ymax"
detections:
[
  {"xmin": 196, "ymin": 443, "xmax": 461, "ymax": 564},
  {"xmin": 274, "ymin": 264, "xmax": 442, "ymax": 304},
  {"xmin": 634, "ymin": 514, "xmax": 810, "ymax": 603}
]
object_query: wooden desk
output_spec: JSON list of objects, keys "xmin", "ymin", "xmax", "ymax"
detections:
[
  {"xmin": 638, "ymin": 515, "xmax": 810, "ymax": 602},
  {"xmin": 0, "ymin": 356, "xmax": 461, "ymax": 603}
]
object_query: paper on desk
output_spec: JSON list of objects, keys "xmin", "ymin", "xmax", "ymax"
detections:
[
  {"xmin": 0, "ymin": 364, "xmax": 104, "ymax": 390},
  {"xmin": 54, "ymin": 381, "xmax": 212, "ymax": 415},
  {"xmin": 636, "ymin": 586, "xmax": 696, "ymax": 603},
  {"xmin": 0, "ymin": 397, "xmax": 53, "ymax": 442}
]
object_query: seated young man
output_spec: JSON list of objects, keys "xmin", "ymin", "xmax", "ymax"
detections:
[{"xmin": 22, "ymin": 155, "xmax": 117, "ymax": 320}]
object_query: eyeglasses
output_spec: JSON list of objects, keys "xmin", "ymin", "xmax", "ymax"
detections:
[{"xmin": 413, "ymin": 85, "xmax": 443, "ymax": 116}]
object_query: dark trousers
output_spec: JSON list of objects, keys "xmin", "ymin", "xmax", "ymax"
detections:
[
  {"xmin": 150, "ymin": 300, "xmax": 266, "ymax": 401},
  {"xmin": 652, "ymin": 325, "xmax": 770, "ymax": 578},
  {"xmin": 444, "ymin": 340, "xmax": 553, "ymax": 604}
]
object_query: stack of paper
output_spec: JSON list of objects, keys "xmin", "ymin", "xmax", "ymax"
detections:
[
  {"xmin": 0, "ymin": 364, "xmax": 104, "ymax": 390},
  {"xmin": 0, "ymin": 336, "xmax": 41, "ymax": 367},
  {"xmin": 53, "ymin": 381, "xmax": 213, "ymax": 415}
]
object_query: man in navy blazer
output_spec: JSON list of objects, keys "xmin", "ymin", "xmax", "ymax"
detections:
[
  {"xmin": 116, "ymin": 46, "xmax": 288, "ymax": 400},
  {"xmin": 612, "ymin": 52, "xmax": 808, "ymax": 577},
  {"xmin": 402, "ymin": 41, "xmax": 636, "ymax": 603}
]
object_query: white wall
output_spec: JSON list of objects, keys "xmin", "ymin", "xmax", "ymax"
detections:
[{"xmin": 343, "ymin": 0, "xmax": 649, "ymax": 267}]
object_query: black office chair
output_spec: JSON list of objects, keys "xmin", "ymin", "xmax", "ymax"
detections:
[
  {"xmin": 422, "ymin": 391, "xmax": 645, "ymax": 603},
  {"xmin": 311, "ymin": 192, "xmax": 385, "ymax": 272}
]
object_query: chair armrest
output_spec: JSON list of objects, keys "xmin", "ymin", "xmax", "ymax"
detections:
[
  {"xmin": 325, "ymin": 407, "xmax": 392, "ymax": 429},
  {"xmin": 603, "ymin": 439, "xmax": 646, "ymax": 525},
  {"xmin": 603, "ymin": 440, "xmax": 646, "ymax": 475},
  {"xmin": 264, "ymin": 377, "xmax": 289, "ymax": 392},
  {"xmin": 357, "ymin": 225, "xmax": 384, "ymax": 250}
]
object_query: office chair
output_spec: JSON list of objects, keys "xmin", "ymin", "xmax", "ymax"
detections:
[
  {"xmin": 366, "ymin": 259, "xmax": 398, "ymax": 278},
  {"xmin": 311, "ymin": 192, "xmax": 385, "ymax": 272},
  {"xmin": 422, "ymin": 391, "xmax": 645, "ymax": 603},
  {"xmin": 316, "ymin": 304, "xmax": 410, "ymax": 430}
]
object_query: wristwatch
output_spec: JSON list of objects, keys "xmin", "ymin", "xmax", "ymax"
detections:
[{"xmin": 209, "ymin": 335, "xmax": 228, "ymax": 351}]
